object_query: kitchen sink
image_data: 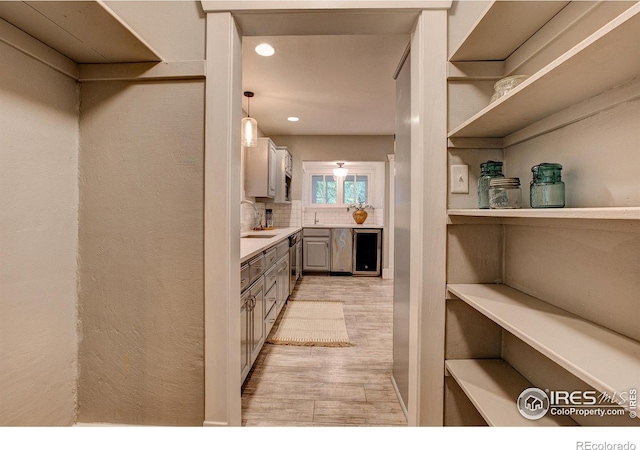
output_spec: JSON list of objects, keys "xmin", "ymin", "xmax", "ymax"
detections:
[{"xmin": 242, "ymin": 234, "xmax": 277, "ymax": 239}]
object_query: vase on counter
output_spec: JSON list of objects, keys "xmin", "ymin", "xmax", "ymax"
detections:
[
  {"xmin": 347, "ymin": 200, "xmax": 373, "ymax": 225},
  {"xmin": 352, "ymin": 210, "xmax": 367, "ymax": 224}
]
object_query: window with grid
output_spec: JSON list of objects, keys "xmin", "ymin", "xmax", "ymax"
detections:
[
  {"xmin": 342, "ymin": 174, "xmax": 369, "ymax": 205},
  {"xmin": 308, "ymin": 173, "xmax": 370, "ymax": 207},
  {"xmin": 311, "ymin": 175, "xmax": 337, "ymax": 205}
]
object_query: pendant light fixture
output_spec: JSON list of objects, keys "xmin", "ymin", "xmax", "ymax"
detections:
[
  {"xmin": 242, "ymin": 91, "xmax": 258, "ymax": 147},
  {"xmin": 333, "ymin": 162, "xmax": 348, "ymax": 178}
]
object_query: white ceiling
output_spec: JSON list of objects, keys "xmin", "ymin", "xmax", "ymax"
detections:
[{"xmin": 242, "ymin": 34, "xmax": 409, "ymax": 136}]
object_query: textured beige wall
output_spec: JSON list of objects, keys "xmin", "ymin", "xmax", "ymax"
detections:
[
  {"xmin": 0, "ymin": 42, "xmax": 79, "ymax": 425},
  {"xmin": 77, "ymin": 80, "xmax": 205, "ymax": 425}
]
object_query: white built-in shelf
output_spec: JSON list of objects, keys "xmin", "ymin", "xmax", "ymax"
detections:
[
  {"xmin": 446, "ymin": 359, "xmax": 576, "ymax": 426},
  {"xmin": 448, "ymin": 4, "xmax": 640, "ymax": 138},
  {"xmin": 449, "ymin": 1, "xmax": 568, "ymax": 62},
  {"xmin": 0, "ymin": 1, "xmax": 161, "ymax": 63},
  {"xmin": 447, "ymin": 284, "xmax": 640, "ymax": 400},
  {"xmin": 447, "ymin": 207, "xmax": 640, "ymax": 221}
]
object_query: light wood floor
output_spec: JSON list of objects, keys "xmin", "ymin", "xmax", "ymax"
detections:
[{"xmin": 241, "ymin": 275, "xmax": 407, "ymax": 426}]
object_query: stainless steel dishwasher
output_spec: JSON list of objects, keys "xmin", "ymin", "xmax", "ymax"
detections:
[{"xmin": 330, "ymin": 228, "xmax": 353, "ymax": 275}]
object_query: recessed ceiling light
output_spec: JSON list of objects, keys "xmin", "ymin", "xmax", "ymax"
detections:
[
  {"xmin": 287, "ymin": 117, "xmax": 300, "ymax": 122},
  {"xmin": 255, "ymin": 43, "xmax": 275, "ymax": 57}
]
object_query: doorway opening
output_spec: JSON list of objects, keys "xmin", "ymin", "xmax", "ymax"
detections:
[
  {"xmin": 240, "ymin": 32, "xmax": 405, "ymax": 425},
  {"xmin": 203, "ymin": 3, "xmax": 450, "ymax": 427}
]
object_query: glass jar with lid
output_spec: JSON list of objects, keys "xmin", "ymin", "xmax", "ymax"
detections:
[
  {"xmin": 478, "ymin": 161, "xmax": 504, "ymax": 209},
  {"xmin": 530, "ymin": 163, "xmax": 565, "ymax": 208},
  {"xmin": 489, "ymin": 177, "xmax": 522, "ymax": 209}
]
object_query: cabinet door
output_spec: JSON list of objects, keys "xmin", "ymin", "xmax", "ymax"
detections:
[
  {"xmin": 268, "ymin": 141, "xmax": 277, "ymax": 197},
  {"xmin": 264, "ymin": 283, "xmax": 277, "ymax": 319},
  {"xmin": 250, "ymin": 281, "xmax": 265, "ymax": 365},
  {"xmin": 286, "ymin": 151, "xmax": 292, "ymax": 175},
  {"xmin": 245, "ymin": 138, "xmax": 275, "ymax": 199},
  {"xmin": 296, "ymin": 241, "xmax": 302, "ymax": 278},
  {"xmin": 277, "ymin": 256, "xmax": 290, "ymax": 313},
  {"xmin": 303, "ymin": 237, "xmax": 330, "ymax": 271},
  {"xmin": 241, "ymin": 292, "xmax": 250, "ymax": 382}
]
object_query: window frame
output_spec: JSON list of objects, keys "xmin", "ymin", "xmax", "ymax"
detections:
[{"xmin": 302, "ymin": 161, "xmax": 384, "ymax": 209}]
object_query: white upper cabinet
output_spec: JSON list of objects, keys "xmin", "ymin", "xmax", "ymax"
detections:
[
  {"xmin": 274, "ymin": 146, "xmax": 292, "ymax": 204},
  {"xmin": 245, "ymin": 138, "xmax": 277, "ymax": 200}
]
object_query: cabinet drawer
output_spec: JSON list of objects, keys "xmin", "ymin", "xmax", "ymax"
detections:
[
  {"xmin": 303, "ymin": 228, "xmax": 331, "ymax": 237},
  {"xmin": 249, "ymin": 254, "xmax": 265, "ymax": 284},
  {"xmin": 264, "ymin": 264, "xmax": 277, "ymax": 292},
  {"xmin": 264, "ymin": 247, "xmax": 277, "ymax": 268},
  {"xmin": 276, "ymin": 240, "xmax": 289, "ymax": 259},
  {"xmin": 265, "ymin": 301, "xmax": 277, "ymax": 337},
  {"xmin": 241, "ymin": 263, "xmax": 250, "ymax": 292},
  {"xmin": 264, "ymin": 284, "xmax": 277, "ymax": 319}
]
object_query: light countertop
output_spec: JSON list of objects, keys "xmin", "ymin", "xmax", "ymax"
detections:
[
  {"xmin": 240, "ymin": 227, "xmax": 301, "ymax": 263},
  {"xmin": 302, "ymin": 223, "xmax": 383, "ymax": 229}
]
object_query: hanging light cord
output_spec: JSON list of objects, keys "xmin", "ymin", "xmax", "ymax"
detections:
[{"xmin": 244, "ymin": 91, "xmax": 254, "ymax": 118}]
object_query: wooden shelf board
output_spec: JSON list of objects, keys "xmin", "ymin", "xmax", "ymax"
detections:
[
  {"xmin": 449, "ymin": 1, "xmax": 569, "ymax": 62},
  {"xmin": 446, "ymin": 359, "xmax": 576, "ymax": 426},
  {"xmin": 447, "ymin": 284, "xmax": 640, "ymax": 397},
  {"xmin": 447, "ymin": 207, "xmax": 640, "ymax": 221},
  {"xmin": 0, "ymin": 1, "xmax": 161, "ymax": 64},
  {"xmin": 448, "ymin": 4, "xmax": 640, "ymax": 138}
]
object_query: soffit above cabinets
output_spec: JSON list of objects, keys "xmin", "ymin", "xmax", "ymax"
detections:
[{"xmin": 0, "ymin": 1, "xmax": 161, "ymax": 63}]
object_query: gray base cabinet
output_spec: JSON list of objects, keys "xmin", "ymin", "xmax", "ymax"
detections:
[
  {"xmin": 303, "ymin": 228, "xmax": 331, "ymax": 272},
  {"xmin": 241, "ymin": 276, "xmax": 265, "ymax": 382},
  {"xmin": 241, "ymin": 235, "xmax": 297, "ymax": 385}
]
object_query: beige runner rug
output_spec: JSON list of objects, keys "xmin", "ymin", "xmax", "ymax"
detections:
[{"xmin": 267, "ymin": 300, "xmax": 352, "ymax": 347}]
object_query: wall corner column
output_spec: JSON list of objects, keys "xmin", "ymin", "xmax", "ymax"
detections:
[
  {"xmin": 203, "ymin": 11, "xmax": 242, "ymax": 427},
  {"xmin": 407, "ymin": 8, "xmax": 449, "ymax": 426}
]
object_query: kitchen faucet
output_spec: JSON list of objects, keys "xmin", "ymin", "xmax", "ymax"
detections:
[
  {"xmin": 241, "ymin": 199, "xmax": 260, "ymax": 230},
  {"xmin": 314, "ymin": 211, "xmax": 319, "ymax": 224}
]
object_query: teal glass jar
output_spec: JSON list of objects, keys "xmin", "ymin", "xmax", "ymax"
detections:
[
  {"xmin": 530, "ymin": 163, "xmax": 565, "ymax": 208},
  {"xmin": 478, "ymin": 161, "xmax": 504, "ymax": 209}
]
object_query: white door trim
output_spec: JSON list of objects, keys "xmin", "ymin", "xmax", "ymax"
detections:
[
  {"xmin": 407, "ymin": 10, "xmax": 448, "ymax": 426},
  {"xmin": 201, "ymin": 1, "xmax": 450, "ymax": 427},
  {"xmin": 203, "ymin": 12, "xmax": 243, "ymax": 427}
]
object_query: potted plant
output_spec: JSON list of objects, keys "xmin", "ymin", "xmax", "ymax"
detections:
[{"xmin": 347, "ymin": 199, "xmax": 374, "ymax": 224}]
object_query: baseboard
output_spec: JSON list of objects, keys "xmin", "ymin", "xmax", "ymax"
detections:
[
  {"xmin": 391, "ymin": 375, "xmax": 408, "ymax": 420},
  {"xmin": 203, "ymin": 420, "xmax": 229, "ymax": 427},
  {"xmin": 73, "ymin": 422, "xmax": 143, "ymax": 426},
  {"xmin": 75, "ymin": 421, "xmax": 222, "ymax": 427},
  {"xmin": 382, "ymin": 267, "xmax": 394, "ymax": 280}
]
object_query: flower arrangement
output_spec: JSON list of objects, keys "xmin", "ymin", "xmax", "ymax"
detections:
[{"xmin": 347, "ymin": 199, "xmax": 374, "ymax": 212}]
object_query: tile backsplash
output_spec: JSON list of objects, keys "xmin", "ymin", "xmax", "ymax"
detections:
[
  {"xmin": 241, "ymin": 201, "xmax": 265, "ymax": 232},
  {"xmin": 241, "ymin": 200, "xmax": 302, "ymax": 232},
  {"xmin": 241, "ymin": 200, "xmax": 382, "ymax": 230},
  {"xmin": 303, "ymin": 207, "xmax": 384, "ymax": 226},
  {"xmin": 267, "ymin": 200, "xmax": 302, "ymax": 228}
]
